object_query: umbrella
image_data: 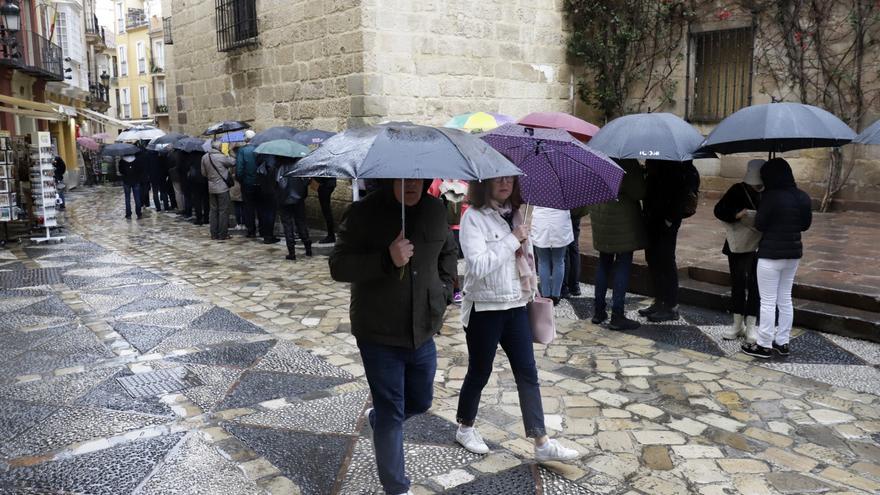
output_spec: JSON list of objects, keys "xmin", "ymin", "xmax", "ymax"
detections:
[
  {"xmin": 92, "ymin": 132, "xmax": 111, "ymax": 141},
  {"xmin": 101, "ymin": 143, "xmax": 141, "ymax": 157},
  {"xmin": 445, "ymin": 112, "xmax": 515, "ymax": 133},
  {"xmin": 76, "ymin": 137, "xmax": 99, "ymax": 151},
  {"xmin": 203, "ymin": 120, "xmax": 251, "ymax": 136},
  {"xmin": 254, "ymin": 139, "xmax": 310, "ymax": 159},
  {"xmin": 480, "ymin": 124, "xmax": 624, "ymax": 210},
  {"xmin": 217, "ymin": 130, "xmax": 246, "ymax": 143},
  {"xmin": 174, "ymin": 137, "xmax": 210, "ymax": 153},
  {"xmin": 147, "ymin": 132, "xmax": 186, "ymax": 151},
  {"xmin": 250, "ymin": 126, "xmax": 301, "ymax": 146},
  {"xmin": 517, "ymin": 112, "xmax": 601, "ymax": 142},
  {"xmin": 117, "ymin": 125, "xmax": 165, "ymax": 142},
  {"xmin": 589, "ymin": 113, "xmax": 707, "ymax": 162},
  {"xmin": 291, "ymin": 129, "xmax": 336, "ymax": 150},
  {"xmin": 853, "ymin": 119, "xmax": 880, "ymax": 145},
  {"xmin": 698, "ymin": 102, "xmax": 856, "ymax": 155}
]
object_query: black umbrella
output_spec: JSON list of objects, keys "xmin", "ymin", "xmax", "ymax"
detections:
[
  {"xmin": 854, "ymin": 119, "xmax": 880, "ymax": 145},
  {"xmin": 250, "ymin": 126, "xmax": 301, "ymax": 146},
  {"xmin": 588, "ymin": 113, "xmax": 708, "ymax": 162},
  {"xmin": 291, "ymin": 129, "xmax": 335, "ymax": 149},
  {"xmin": 174, "ymin": 137, "xmax": 210, "ymax": 153},
  {"xmin": 698, "ymin": 102, "xmax": 856, "ymax": 155},
  {"xmin": 102, "ymin": 143, "xmax": 141, "ymax": 157},
  {"xmin": 147, "ymin": 132, "xmax": 187, "ymax": 151},
  {"xmin": 203, "ymin": 120, "xmax": 251, "ymax": 136}
]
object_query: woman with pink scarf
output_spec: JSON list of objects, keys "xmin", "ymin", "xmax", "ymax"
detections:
[{"xmin": 453, "ymin": 176, "xmax": 581, "ymax": 463}]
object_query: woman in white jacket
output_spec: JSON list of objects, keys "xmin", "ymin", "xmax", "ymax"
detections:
[
  {"xmin": 454, "ymin": 176, "xmax": 581, "ymax": 463},
  {"xmin": 530, "ymin": 207, "xmax": 574, "ymax": 305}
]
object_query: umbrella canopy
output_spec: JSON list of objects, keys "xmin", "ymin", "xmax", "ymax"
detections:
[
  {"xmin": 481, "ymin": 124, "xmax": 624, "ymax": 209},
  {"xmin": 203, "ymin": 120, "xmax": 251, "ymax": 136},
  {"xmin": 291, "ymin": 129, "xmax": 336, "ymax": 150},
  {"xmin": 288, "ymin": 122, "xmax": 522, "ymax": 180},
  {"xmin": 147, "ymin": 132, "xmax": 186, "ymax": 151},
  {"xmin": 76, "ymin": 137, "xmax": 99, "ymax": 151},
  {"xmin": 254, "ymin": 139, "xmax": 311, "ymax": 159},
  {"xmin": 250, "ymin": 126, "xmax": 301, "ymax": 146},
  {"xmin": 445, "ymin": 112, "xmax": 515, "ymax": 133},
  {"xmin": 217, "ymin": 130, "xmax": 246, "ymax": 143},
  {"xmin": 101, "ymin": 143, "xmax": 141, "ymax": 157},
  {"xmin": 517, "ymin": 112, "xmax": 600, "ymax": 142},
  {"xmin": 117, "ymin": 125, "xmax": 165, "ymax": 142},
  {"xmin": 699, "ymin": 102, "xmax": 856, "ymax": 154},
  {"xmin": 853, "ymin": 119, "xmax": 880, "ymax": 145},
  {"xmin": 589, "ymin": 113, "xmax": 706, "ymax": 162},
  {"xmin": 92, "ymin": 132, "xmax": 111, "ymax": 141},
  {"xmin": 174, "ymin": 137, "xmax": 210, "ymax": 153}
]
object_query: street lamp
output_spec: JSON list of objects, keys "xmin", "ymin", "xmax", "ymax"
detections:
[
  {"xmin": 100, "ymin": 71, "xmax": 110, "ymax": 85},
  {"xmin": 0, "ymin": 1, "xmax": 21, "ymax": 33}
]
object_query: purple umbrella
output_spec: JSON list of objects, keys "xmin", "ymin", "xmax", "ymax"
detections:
[{"xmin": 480, "ymin": 124, "xmax": 624, "ymax": 209}]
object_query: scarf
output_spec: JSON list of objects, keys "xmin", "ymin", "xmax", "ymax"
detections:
[{"xmin": 490, "ymin": 202, "xmax": 537, "ymax": 298}]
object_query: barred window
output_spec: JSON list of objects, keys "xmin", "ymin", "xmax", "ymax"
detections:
[
  {"xmin": 216, "ymin": 0, "xmax": 257, "ymax": 52},
  {"xmin": 691, "ymin": 28, "xmax": 754, "ymax": 122},
  {"xmin": 163, "ymin": 17, "xmax": 173, "ymax": 44}
]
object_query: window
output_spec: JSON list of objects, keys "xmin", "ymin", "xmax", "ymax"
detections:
[
  {"xmin": 116, "ymin": 2, "xmax": 125, "ymax": 33},
  {"xmin": 136, "ymin": 42, "xmax": 146, "ymax": 74},
  {"xmin": 120, "ymin": 88, "xmax": 131, "ymax": 118},
  {"xmin": 139, "ymin": 85, "xmax": 149, "ymax": 117},
  {"xmin": 691, "ymin": 27, "xmax": 754, "ymax": 122},
  {"xmin": 115, "ymin": 88, "xmax": 121, "ymax": 116},
  {"xmin": 163, "ymin": 17, "xmax": 173, "ymax": 44},
  {"xmin": 155, "ymin": 80, "xmax": 166, "ymax": 106},
  {"xmin": 152, "ymin": 40, "xmax": 164, "ymax": 71},
  {"xmin": 55, "ymin": 12, "xmax": 68, "ymax": 55},
  {"xmin": 118, "ymin": 45, "xmax": 127, "ymax": 76},
  {"xmin": 215, "ymin": 0, "xmax": 258, "ymax": 52},
  {"xmin": 111, "ymin": 56, "xmax": 118, "ymax": 77}
]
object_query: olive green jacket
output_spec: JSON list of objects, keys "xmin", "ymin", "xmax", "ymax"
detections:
[{"xmin": 588, "ymin": 160, "xmax": 648, "ymax": 253}]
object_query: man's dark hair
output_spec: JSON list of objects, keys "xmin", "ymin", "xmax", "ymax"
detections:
[{"xmin": 467, "ymin": 176, "xmax": 523, "ymax": 210}]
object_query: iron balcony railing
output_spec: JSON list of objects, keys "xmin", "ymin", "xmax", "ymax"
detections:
[
  {"xmin": 126, "ymin": 9, "xmax": 149, "ymax": 30},
  {"xmin": 0, "ymin": 29, "xmax": 64, "ymax": 82}
]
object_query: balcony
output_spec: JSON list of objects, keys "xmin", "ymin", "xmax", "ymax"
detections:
[
  {"xmin": 86, "ymin": 83, "xmax": 110, "ymax": 112},
  {"xmin": 0, "ymin": 30, "xmax": 64, "ymax": 82},
  {"xmin": 154, "ymin": 102, "xmax": 168, "ymax": 115},
  {"xmin": 84, "ymin": 16, "xmax": 107, "ymax": 49},
  {"xmin": 150, "ymin": 62, "xmax": 165, "ymax": 77},
  {"xmin": 126, "ymin": 9, "xmax": 149, "ymax": 30}
]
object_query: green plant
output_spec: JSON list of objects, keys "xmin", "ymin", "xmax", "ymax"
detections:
[{"xmin": 564, "ymin": 0, "xmax": 695, "ymax": 121}]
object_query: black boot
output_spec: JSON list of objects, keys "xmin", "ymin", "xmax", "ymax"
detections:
[
  {"xmin": 319, "ymin": 234, "xmax": 335, "ymax": 244},
  {"xmin": 591, "ymin": 308, "xmax": 608, "ymax": 325},
  {"xmin": 609, "ymin": 312, "xmax": 640, "ymax": 330},
  {"xmin": 304, "ymin": 241, "xmax": 313, "ymax": 257},
  {"xmin": 647, "ymin": 304, "xmax": 679, "ymax": 323},
  {"xmin": 638, "ymin": 301, "xmax": 663, "ymax": 317},
  {"xmin": 285, "ymin": 251, "xmax": 296, "ymax": 261}
]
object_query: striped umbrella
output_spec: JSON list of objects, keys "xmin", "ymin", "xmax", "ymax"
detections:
[{"xmin": 445, "ymin": 112, "xmax": 515, "ymax": 133}]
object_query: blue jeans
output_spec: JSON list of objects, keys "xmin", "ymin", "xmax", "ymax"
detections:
[
  {"xmin": 358, "ymin": 339, "xmax": 437, "ymax": 495},
  {"xmin": 123, "ymin": 183, "xmax": 142, "ymax": 217},
  {"xmin": 535, "ymin": 246, "xmax": 567, "ymax": 298},
  {"xmin": 456, "ymin": 307, "xmax": 546, "ymax": 438},
  {"xmin": 595, "ymin": 251, "xmax": 634, "ymax": 315}
]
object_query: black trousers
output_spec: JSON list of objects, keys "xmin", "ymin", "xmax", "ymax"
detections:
[
  {"xmin": 645, "ymin": 225, "xmax": 680, "ymax": 308},
  {"xmin": 191, "ymin": 183, "xmax": 210, "ymax": 224},
  {"xmin": 279, "ymin": 202, "xmax": 310, "ymax": 254},
  {"xmin": 140, "ymin": 181, "xmax": 152, "ymax": 207},
  {"xmin": 728, "ymin": 252, "xmax": 760, "ymax": 317},
  {"xmin": 317, "ymin": 180, "xmax": 336, "ymax": 235},
  {"xmin": 562, "ymin": 215, "xmax": 582, "ymax": 296},
  {"xmin": 243, "ymin": 185, "xmax": 276, "ymax": 238}
]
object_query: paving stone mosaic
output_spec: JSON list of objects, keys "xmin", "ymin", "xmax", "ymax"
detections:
[
  {"xmin": 217, "ymin": 370, "xmax": 352, "ymax": 411},
  {"xmin": 110, "ymin": 296, "xmax": 203, "ymax": 316},
  {"xmin": 190, "ymin": 306, "xmax": 269, "ymax": 334},
  {"xmin": 764, "ymin": 362, "xmax": 880, "ymax": 396},
  {"xmin": 76, "ymin": 369, "xmax": 175, "ymax": 416},
  {"xmin": 5, "ymin": 406, "xmax": 171, "ymax": 457},
  {"xmin": 0, "ymin": 295, "xmax": 48, "ymax": 313},
  {"xmin": 0, "ymin": 367, "xmax": 123, "ymax": 405},
  {"xmin": 782, "ymin": 331, "xmax": 868, "ymax": 365},
  {"xmin": 150, "ymin": 328, "xmax": 263, "ymax": 355},
  {"xmin": 111, "ymin": 321, "xmax": 181, "ymax": 353},
  {"xmin": 237, "ymin": 389, "xmax": 369, "ymax": 434},
  {"xmin": 0, "ymin": 313, "xmax": 70, "ymax": 332},
  {"xmin": 225, "ymin": 424, "xmax": 350, "ymax": 495},
  {"xmin": 14, "ymin": 294, "xmax": 75, "ymax": 318},
  {"xmin": 402, "ymin": 413, "xmax": 464, "ymax": 447},
  {"xmin": 115, "ymin": 303, "xmax": 212, "ymax": 328},
  {"xmin": 0, "ymin": 323, "xmax": 72, "ymax": 353},
  {"xmin": 440, "ymin": 465, "xmax": 537, "ymax": 495},
  {"xmin": 0, "ymin": 398, "xmax": 57, "ymax": 446},
  {"xmin": 0, "ymin": 268, "xmax": 62, "ymax": 289},
  {"xmin": 179, "ymin": 364, "xmax": 243, "ymax": 413},
  {"xmin": 0, "ymin": 288, "xmax": 50, "ymax": 299},
  {"xmin": 254, "ymin": 340, "xmax": 355, "ymax": 379},
  {"xmin": 79, "ymin": 292, "xmax": 138, "ymax": 314},
  {"xmin": 168, "ymin": 339, "xmax": 276, "ymax": 369},
  {"xmin": 138, "ymin": 433, "xmax": 268, "ymax": 495},
  {"xmin": 0, "ymin": 432, "xmax": 184, "ymax": 495},
  {"xmin": 539, "ymin": 467, "xmax": 604, "ymax": 495}
]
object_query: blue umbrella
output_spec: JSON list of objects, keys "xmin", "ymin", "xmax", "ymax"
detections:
[
  {"xmin": 101, "ymin": 143, "xmax": 141, "ymax": 157},
  {"xmin": 589, "ymin": 113, "xmax": 707, "ymax": 162},
  {"xmin": 853, "ymin": 119, "xmax": 880, "ymax": 145},
  {"xmin": 217, "ymin": 130, "xmax": 246, "ymax": 143},
  {"xmin": 250, "ymin": 126, "xmax": 301, "ymax": 146}
]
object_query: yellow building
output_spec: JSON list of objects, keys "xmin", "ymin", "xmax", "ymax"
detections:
[{"xmin": 112, "ymin": 0, "xmax": 164, "ymax": 129}]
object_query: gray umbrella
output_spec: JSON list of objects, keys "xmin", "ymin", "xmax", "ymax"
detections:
[
  {"xmin": 698, "ymin": 102, "xmax": 856, "ymax": 155},
  {"xmin": 101, "ymin": 143, "xmax": 141, "ymax": 157},
  {"xmin": 250, "ymin": 126, "xmax": 301, "ymax": 146},
  {"xmin": 147, "ymin": 132, "xmax": 187, "ymax": 151},
  {"xmin": 854, "ymin": 119, "xmax": 880, "ymax": 145},
  {"xmin": 588, "ymin": 113, "xmax": 707, "ymax": 162},
  {"xmin": 174, "ymin": 137, "xmax": 209, "ymax": 153}
]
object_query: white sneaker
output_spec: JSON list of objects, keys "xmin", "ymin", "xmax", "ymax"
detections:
[
  {"xmin": 535, "ymin": 438, "xmax": 582, "ymax": 462},
  {"xmin": 723, "ymin": 314, "xmax": 744, "ymax": 340},
  {"xmin": 455, "ymin": 427, "xmax": 490, "ymax": 454}
]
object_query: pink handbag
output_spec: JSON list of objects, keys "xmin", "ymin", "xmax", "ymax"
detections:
[{"xmin": 528, "ymin": 296, "xmax": 556, "ymax": 344}]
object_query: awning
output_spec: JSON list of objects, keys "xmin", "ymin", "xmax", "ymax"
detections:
[
  {"xmin": 0, "ymin": 94, "xmax": 67, "ymax": 120},
  {"xmin": 77, "ymin": 108, "xmax": 152, "ymax": 128},
  {"xmin": 48, "ymin": 101, "xmax": 78, "ymax": 116},
  {"xmin": 0, "ymin": 105, "xmax": 66, "ymax": 121}
]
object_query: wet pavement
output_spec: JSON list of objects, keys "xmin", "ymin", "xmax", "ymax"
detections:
[{"xmin": 0, "ymin": 185, "xmax": 878, "ymax": 494}]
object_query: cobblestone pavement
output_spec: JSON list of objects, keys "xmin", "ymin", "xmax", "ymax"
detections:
[{"xmin": 0, "ymin": 185, "xmax": 878, "ymax": 494}]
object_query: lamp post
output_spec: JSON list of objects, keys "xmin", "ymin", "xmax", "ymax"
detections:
[
  {"xmin": 0, "ymin": 0, "xmax": 21, "ymax": 59},
  {"xmin": 100, "ymin": 71, "xmax": 110, "ymax": 102}
]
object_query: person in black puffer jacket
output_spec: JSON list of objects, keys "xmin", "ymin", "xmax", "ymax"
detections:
[{"xmin": 741, "ymin": 158, "xmax": 812, "ymax": 359}]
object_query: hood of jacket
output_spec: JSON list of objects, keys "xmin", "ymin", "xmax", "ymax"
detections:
[{"xmin": 761, "ymin": 158, "xmax": 797, "ymax": 190}]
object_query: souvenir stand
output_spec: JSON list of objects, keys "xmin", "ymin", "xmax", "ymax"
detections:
[{"xmin": 29, "ymin": 131, "xmax": 63, "ymax": 243}]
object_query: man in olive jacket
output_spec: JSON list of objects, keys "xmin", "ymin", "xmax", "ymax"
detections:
[{"xmin": 330, "ymin": 179, "xmax": 457, "ymax": 495}]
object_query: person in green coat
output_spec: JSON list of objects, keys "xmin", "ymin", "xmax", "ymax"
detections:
[{"xmin": 588, "ymin": 159, "xmax": 647, "ymax": 330}]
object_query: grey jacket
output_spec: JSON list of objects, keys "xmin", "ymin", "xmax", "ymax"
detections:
[{"xmin": 200, "ymin": 150, "xmax": 235, "ymax": 194}]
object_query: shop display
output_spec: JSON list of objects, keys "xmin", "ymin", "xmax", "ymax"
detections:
[{"xmin": 29, "ymin": 131, "xmax": 63, "ymax": 243}]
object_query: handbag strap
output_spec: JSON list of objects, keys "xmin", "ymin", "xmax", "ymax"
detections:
[
  {"xmin": 741, "ymin": 183, "xmax": 757, "ymax": 210},
  {"xmin": 208, "ymin": 154, "xmax": 228, "ymax": 180}
]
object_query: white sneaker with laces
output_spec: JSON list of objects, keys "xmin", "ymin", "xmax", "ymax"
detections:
[
  {"xmin": 535, "ymin": 439, "xmax": 582, "ymax": 462},
  {"xmin": 455, "ymin": 427, "xmax": 490, "ymax": 454}
]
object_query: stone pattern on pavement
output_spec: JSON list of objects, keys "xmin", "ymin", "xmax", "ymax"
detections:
[{"xmin": 0, "ymin": 186, "xmax": 877, "ymax": 494}]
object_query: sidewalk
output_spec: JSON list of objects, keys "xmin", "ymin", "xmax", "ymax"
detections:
[{"xmin": 0, "ymin": 186, "xmax": 878, "ymax": 494}]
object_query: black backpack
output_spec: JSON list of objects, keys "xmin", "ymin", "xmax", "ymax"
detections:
[{"xmin": 680, "ymin": 161, "xmax": 701, "ymax": 219}]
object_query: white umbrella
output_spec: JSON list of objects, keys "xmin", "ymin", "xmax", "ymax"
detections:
[{"xmin": 117, "ymin": 125, "xmax": 165, "ymax": 142}]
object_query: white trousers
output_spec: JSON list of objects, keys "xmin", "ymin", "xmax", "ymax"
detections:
[{"xmin": 756, "ymin": 258, "xmax": 800, "ymax": 347}]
